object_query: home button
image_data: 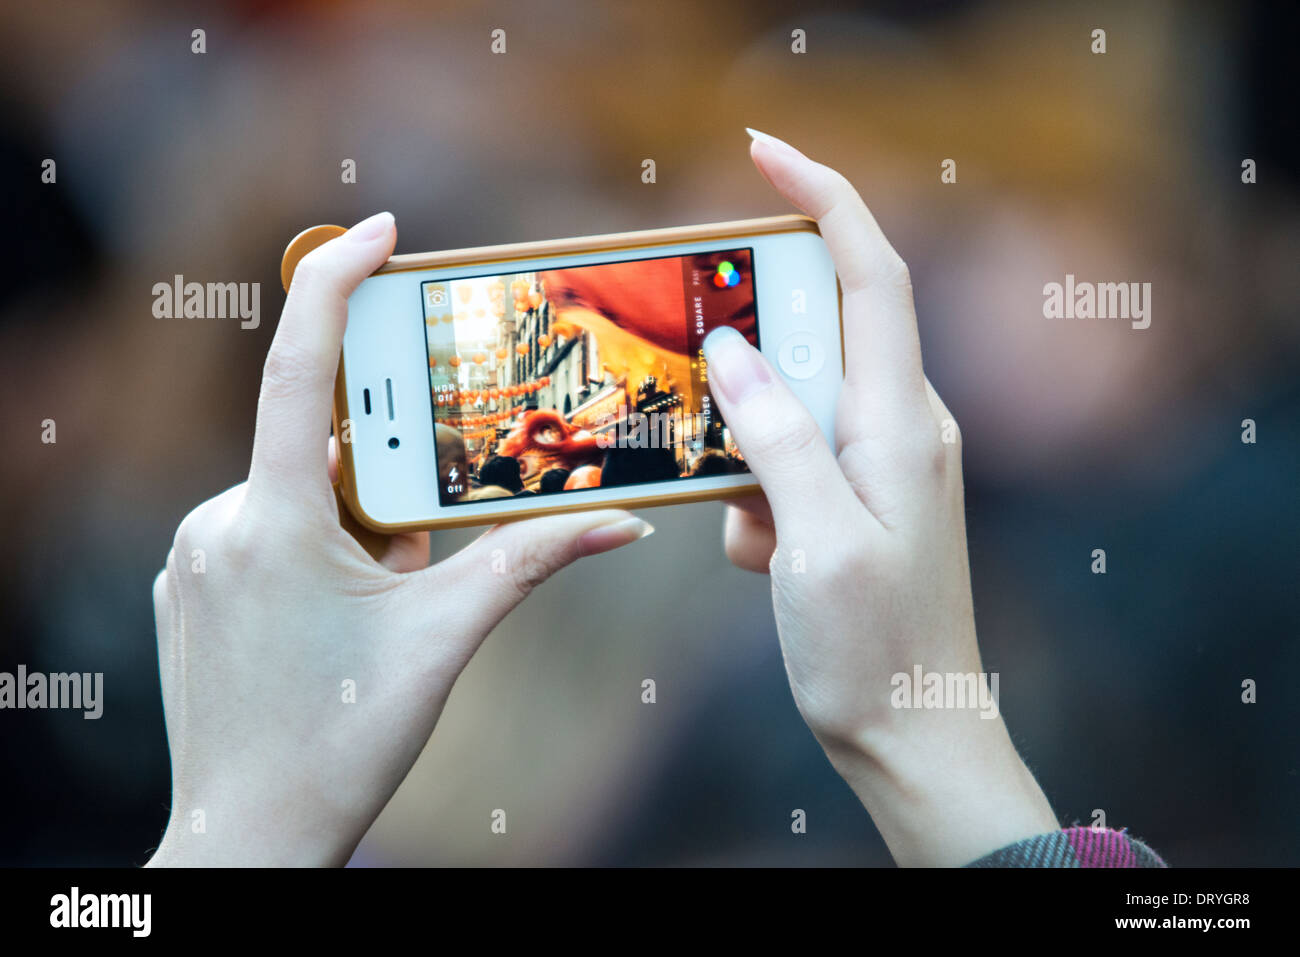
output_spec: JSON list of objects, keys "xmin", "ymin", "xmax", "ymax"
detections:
[{"xmin": 776, "ymin": 332, "xmax": 825, "ymax": 380}]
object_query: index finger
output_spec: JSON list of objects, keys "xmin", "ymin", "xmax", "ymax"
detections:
[
  {"xmin": 746, "ymin": 130, "xmax": 926, "ymax": 415},
  {"xmin": 248, "ymin": 212, "xmax": 396, "ymax": 504}
]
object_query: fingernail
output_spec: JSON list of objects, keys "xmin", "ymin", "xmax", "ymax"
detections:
[
  {"xmin": 347, "ymin": 211, "xmax": 395, "ymax": 242},
  {"xmin": 745, "ymin": 127, "xmax": 803, "ymax": 157},
  {"xmin": 703, "ymin": 326, "xmax": 773, "ymax": 405},
  {"xmin": 577, "ymin": 517, "xmax": 655, "ymax": 557}
]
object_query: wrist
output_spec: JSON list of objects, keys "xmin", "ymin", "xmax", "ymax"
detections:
[
  {"xmin": 146, "ymin": 794, "xmax": 358, "ymax": 867},
  {"xmin": 821, "ymin": 712, "xmax": 1059, "ymax": 867}
]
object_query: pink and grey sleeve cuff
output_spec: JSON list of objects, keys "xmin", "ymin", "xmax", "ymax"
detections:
[{"xmin": 965, "ymin": 826, "xmax": 1167, "ymax": 868}]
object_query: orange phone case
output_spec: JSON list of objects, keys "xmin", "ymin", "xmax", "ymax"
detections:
[{"xmin": 281, "ymin": 214, "xmax": 836, "ymax": 534}]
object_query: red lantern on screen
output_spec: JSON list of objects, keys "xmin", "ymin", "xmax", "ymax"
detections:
[
  {"xmin": 495, "ymin": 347, "xmax": 508, "ymax": 360},
  {"xmin": 537, "ymin": 334, "xmax": 552, "ymax": 349},
  {"xmin": 516, "ymin": 343, "xmax": 528, "ymax": 356},
  {"xmin": 489, "ymin": 388, "xmax": 500, "ymax": 401},
  {"xmin": 428, "ymin": 356, "xmax": 437, "ymax": 368},
  {"xmin": 448, "ymin": 355, "xmax": 462, "ymax": 367},
  {"xmin": 472, "ymin": 352, "xmax": 487, "ymax": 365}
]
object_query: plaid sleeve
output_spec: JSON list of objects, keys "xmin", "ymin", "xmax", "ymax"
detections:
[{"xmin": 965, "ymin": 826, "xmax": 1167, "ymax": 868}]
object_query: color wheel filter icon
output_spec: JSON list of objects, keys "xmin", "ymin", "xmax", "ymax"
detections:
[{"xmin": 713, "ymin": 260, "xmax": 741, "ymax": 288}]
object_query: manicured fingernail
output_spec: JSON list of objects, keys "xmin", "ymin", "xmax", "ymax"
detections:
[
  {"xmin": 745, "ymin": 127, "xmax": 803, "ymax": 157},
  {"xmin": 578, "ymin": 517, "xmax": 655, "ymax": 557},
  {"xmin": 347, "ymin": 211, "xmax": 395, "ymax": 242},
  {"xmin": 703, "ymin": 326, "xmax": 773, "ymax": 405}
]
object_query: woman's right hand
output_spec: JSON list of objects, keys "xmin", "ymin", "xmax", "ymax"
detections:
[{"xmin": 704, "ymin": 131, "xmax": 1059, "ymax": 866}]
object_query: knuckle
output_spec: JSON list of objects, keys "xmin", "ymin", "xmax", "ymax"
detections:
[
  {"xmin": 807, "ymin": 164, "xmax": 862, "ymax": 218},
  {"xmin": 220, "ymin": 503, "xmax": 261, "ymax": 561},
  {"xmin": 747, "ymin": 415, "xmax": 823, "ymax": 466},
  {"xmin": 170, "ymin": 485, "xmax": 249, "ymax": 569},
  {"xmin": 261, "ymin": 341, "xmax": 319, "ymax": 400},
  {"xmin": 289, "ymin": 246, "xmax": 332, "ymax": 290},
  {"xmin": 151, "ymin": 568, "xmax": 169, "ymax": 607},
  {"xmin": 506, "ymin": 543, "xmax": 556, "ymax": 599},
  {"xmin": 892, "ymin": 413, "xmax": 947, "ymax": 479},
  {"xmin": 823, "ymin": 166, "xmax": 858, "ymax": 202},
  {"xmin": 172, "ymin": 504, "xmax": 214, "ymax": 557},
  {"xmin": 800, "ymin": 697, "xmax": 865, "ymax": 748},
  {"xmin": 887, "ymin": 256, "xmax": 912, "ymax": 291},
  {"xmin": 816, "ymin": 163, "xmax": 857, "ymax": 198}
]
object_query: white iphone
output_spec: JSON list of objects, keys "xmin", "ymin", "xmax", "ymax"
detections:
[{"xmin": 328, "ymin": 214, "xmax": 842, "ymax": 531}]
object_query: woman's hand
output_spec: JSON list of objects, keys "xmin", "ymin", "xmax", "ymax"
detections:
[
  {"xmin": 147, "ymin": 213, "xmax": 652, "ymax": 866},
  {"xmin": 706, "ymin": 132, "xmax": 1058, "ymax": 866}
]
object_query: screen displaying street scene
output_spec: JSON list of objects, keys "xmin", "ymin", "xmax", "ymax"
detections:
[{"xmin": 422, "ymin": 248, "xmax": 758, "ymax": 505}]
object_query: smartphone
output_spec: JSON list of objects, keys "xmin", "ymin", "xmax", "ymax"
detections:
[{"xmin": 330, "ymin": 214, "xmax": 842, "ymax": 532}]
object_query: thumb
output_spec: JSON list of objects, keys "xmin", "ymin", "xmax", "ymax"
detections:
[
  {"xmin": 702, "ymin": 325, "xmax": 859, "ymax": 530},
  {"xmin": 403, "ymin": 510, "xmax": 654, "ymax": 665}
]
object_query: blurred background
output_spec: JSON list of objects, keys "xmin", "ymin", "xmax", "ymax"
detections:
[{"xmin": 1, "ymin": 0, "xmax": 1296, "ymax": 866}]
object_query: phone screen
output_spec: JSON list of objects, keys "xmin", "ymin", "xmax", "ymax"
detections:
[{"xmin": 421, "ymin": 248, "xmax": 758, "ymax": 505}]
